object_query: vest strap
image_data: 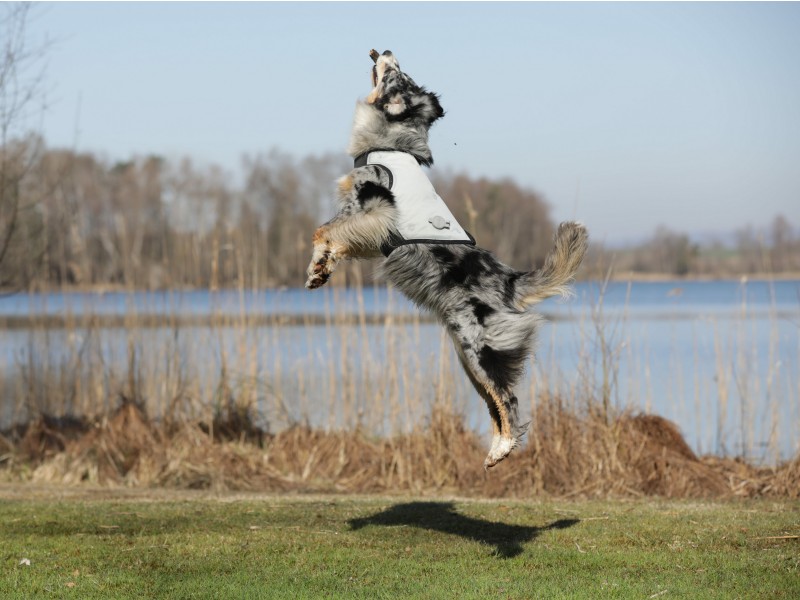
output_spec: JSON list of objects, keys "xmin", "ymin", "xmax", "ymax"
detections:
[{"xmin": 380, "ymin": 231, "xmax": 477, "ymax": 257}]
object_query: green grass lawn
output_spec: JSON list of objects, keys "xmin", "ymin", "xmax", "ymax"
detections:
[{"xmin": 1, "ymin": 487, "xmax": 798, "ymax": 599}]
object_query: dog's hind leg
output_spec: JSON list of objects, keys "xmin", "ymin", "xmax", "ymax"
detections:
[
  {"xmin": 482, "ymin": 387, "xmax": 525, "ymax": 469},
  {"xmin": 454, "ymin": 345, "xmax": 502, "ymax": 444},
  {"xmin": 453, "ymin": 341, "xmax": 527, "ymax": 469}
]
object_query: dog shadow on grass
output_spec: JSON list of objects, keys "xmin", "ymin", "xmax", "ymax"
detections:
[{"xmin": 348, "ymin": 501, "xmax": 579, "ymax": 558}]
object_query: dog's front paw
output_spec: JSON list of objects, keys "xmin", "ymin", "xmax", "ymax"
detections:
[
  {"xmin": 305, "ymin": 272, "xmax": 330, "ymax": 290},
  {"xmin": 305, "ymin": 248, "xmax": 336, "ymax": 290},
  {"xmin": 305, "ymin": 262, "xmax": 329, "ymax": 289}
]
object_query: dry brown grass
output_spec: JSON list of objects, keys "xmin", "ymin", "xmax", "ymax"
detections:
[{"xmin": 4, "ymin": 400, "xmax": 797, "ymax": 499}]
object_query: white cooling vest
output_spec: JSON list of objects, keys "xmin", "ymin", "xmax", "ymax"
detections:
[{"xmin": 356, "ymin": 151, "xmax": 475, "ymax": 255}]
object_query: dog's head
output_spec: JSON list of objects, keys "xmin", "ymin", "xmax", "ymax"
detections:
[
  {"xmin": 365, "ymin": 49, "xmax": 444, "ymax": 128},
  {"xmin": 348, "ymin": 49, "xmax": 444, "ymax": 165}
]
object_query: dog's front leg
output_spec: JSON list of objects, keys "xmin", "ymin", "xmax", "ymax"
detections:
[
  {"xmin": 305, "ymin": 226, "xmax": 347, "ymax": 290},
  {"xmin": 306, "ymin": 168, "xmax": 396, "ymax": 290}
]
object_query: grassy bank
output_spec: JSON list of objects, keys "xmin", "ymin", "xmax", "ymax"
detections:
[{"xmin": 1, "ymin": 489, "xmax": 797, "ymax": 599}]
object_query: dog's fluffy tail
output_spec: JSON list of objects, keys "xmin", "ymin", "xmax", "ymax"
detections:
[{"xmin": 516, "ymin": 221, "xmax": 588, "ymax": 307}]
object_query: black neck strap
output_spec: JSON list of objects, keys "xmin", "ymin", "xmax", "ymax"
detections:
[{"xmin": 353, "ymin": 149, "xmax": 424, "ymax": 169}]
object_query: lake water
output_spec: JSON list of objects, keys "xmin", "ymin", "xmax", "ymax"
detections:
[{"xmin": 1, "ymin": 280, "xmax": 798, "ymax": 463}]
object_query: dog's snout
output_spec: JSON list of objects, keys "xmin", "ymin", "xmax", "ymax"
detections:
[{"xmin": 370, "ymin": 49, "xmax": 394, "ymax": 64}]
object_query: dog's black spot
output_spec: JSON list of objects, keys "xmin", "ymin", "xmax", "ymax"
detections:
[
  {"xmin": 468, "ymin": 297, "xmax": 495, "ymax": 325},
  {"xmin": 431, "ymin": 246, "xmax": 454, "ymax": 264},
  {"xmin": 432, "ymin": 252, "xmax": 480, "ymax": 288},
  {"xmin": 357, "ymin": 181, "xmax": 394, "ymax": 207},
  {"xmin": 442, "ymin": 264, "xmax": 467, "ymax": 287},
  {"xmin": 383, "ymin": 102, "xmax": 430, "ymax": 124},
  {"xmin": 504, "ymin": 395, "xmax": 521, "ymax": 429},
  {"xmin": 481, "ymin": 253, "xmax": 505, "ymax": 276},
  {"xmin": 503, "ymin": 272, "xmax": 521, "ymax": 306},
  {"xmin": 442, "ymin": 253, "xmax": 486, "ymax": 289},
  {"xmin": 460, "ymin": 253, "xmax": 487, "ymax": 277},
  {"xmin": 315, "ymin": 250, "xmax": 331, "ymax": 270},
  {"xmin": 503, "ymin": 395, "xmax": 520, "ymax": 413},
  {"xmin": 478, "ymin": 345, "xmax": 528, "ymax": 391},
  {"xmin": 416, "ymin": 155, "xmax": 434, "ymax": 168}
]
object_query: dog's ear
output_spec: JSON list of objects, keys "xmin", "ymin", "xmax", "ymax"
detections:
[
  {"xmin": 410, "ymin": 91, "xmax": 444, "ymax": 125},
  {"xmin": 377, "ymin": 88, "xmax": 444, "ymax": 125}
]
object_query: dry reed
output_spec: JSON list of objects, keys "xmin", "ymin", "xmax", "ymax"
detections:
[{"xmin": 4, "ymin": 400, "xmax": 798, "ymax": 499}]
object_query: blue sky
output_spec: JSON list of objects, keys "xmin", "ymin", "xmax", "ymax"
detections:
[{"xmin": 23, "ymin": 2, "xmax": 800, "ymax": 244}]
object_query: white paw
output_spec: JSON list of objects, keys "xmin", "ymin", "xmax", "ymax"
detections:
[
  {"xmin": 488, "ymin": 433, "xmax": 501, "ymax": 456},
  {"xmin": 483, "ymin": 436, "xmax": 517, "ymax": 470}
]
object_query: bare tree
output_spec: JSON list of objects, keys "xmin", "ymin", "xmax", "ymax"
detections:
[
  {"xmin": 769, "ymin": 214, "xmax": 794, "ymax": 273},
  {"xmin": 734, "ymin": 225, "xmax": 763, "ymax": 274},
  {"xmin": 431, "ymin": 172, "xmax": 555, "ymax": 271},
  {"xmin": 0, "ymin": 3, "xmax": 49, "ymax": 288}
]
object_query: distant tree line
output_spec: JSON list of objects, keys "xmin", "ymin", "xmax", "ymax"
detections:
[
  {"xmin": 584, "ymin": 217, "xmax": 799, "ymax": 279},
  {"xmin": 2, "ymin": 138, "xmax": 798, "ymax": 291},
  {"xmin": 0, "ymin": 138, "xmax": 564, "ymax": 290},
  {"xmin": 2, "ymin": 139, "xmax": 798, "ymax": 291}
]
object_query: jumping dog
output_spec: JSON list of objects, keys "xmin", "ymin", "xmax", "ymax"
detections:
[{"xmin": 306, "ymin": 50, "xmax": 588, "ymax": 468}]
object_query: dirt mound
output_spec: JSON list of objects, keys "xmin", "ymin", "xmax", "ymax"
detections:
[
  {"xmin": 623, "ymin": 414, "xmax": 698, "ymax": 460},
  {"xmin": 616, "ymin": 414, "xmax": 729, "ymax": 497}
]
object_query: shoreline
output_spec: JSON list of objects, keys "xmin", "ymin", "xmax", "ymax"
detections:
[
  {"xmin": 2, "ymin": 273, "xmax": 800, "ymax": 296},
  {"xmin": 3, "ymin": 309, "xmax": 799, "ymax": 331},
  {"xmin": 606, "ymin": 271, "xmax": 800, "ymax": 283}
]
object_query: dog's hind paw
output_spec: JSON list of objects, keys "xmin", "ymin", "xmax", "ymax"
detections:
[{"xmin": 483, "ymin": 436, "xmax": 517, "ymax": 470}]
